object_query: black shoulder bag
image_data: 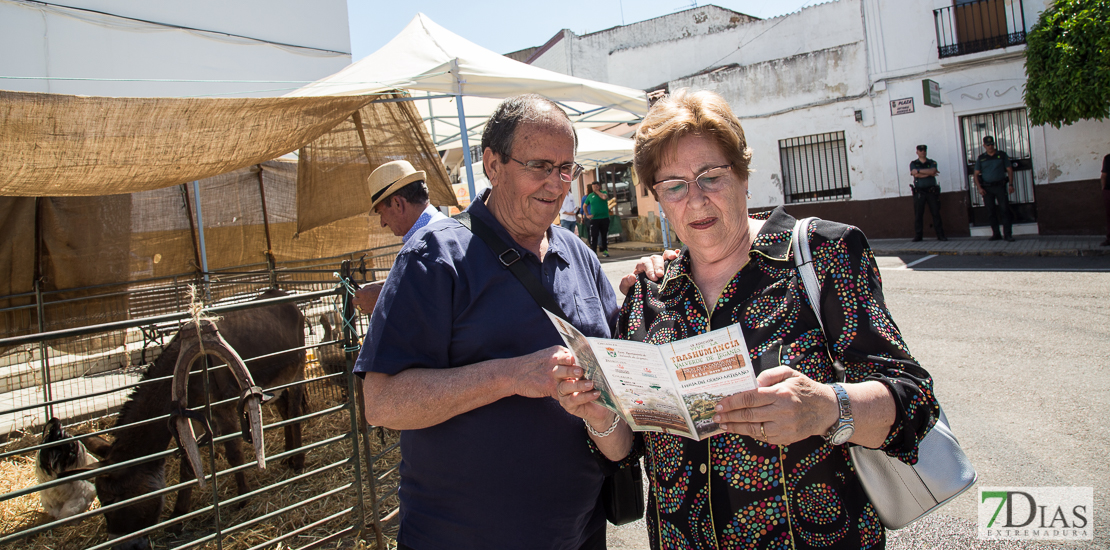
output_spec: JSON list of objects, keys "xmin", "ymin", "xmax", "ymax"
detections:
[{"xmin": 454, "ymin": 212, "xmax": 645, "ymax": 526}]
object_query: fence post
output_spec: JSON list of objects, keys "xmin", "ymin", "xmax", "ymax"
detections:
[
  {"xmin": 340, "ymin": 261, "xmax": 379, "ymax": 547},
  {"xmin": 33, "ymin": 277, "xmax": 53, "ymax": 423}
]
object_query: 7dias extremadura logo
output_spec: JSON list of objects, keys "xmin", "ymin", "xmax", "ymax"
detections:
[{"xmin": 979, "ymin": 487, "xmax": 1093, "ymax": 540}]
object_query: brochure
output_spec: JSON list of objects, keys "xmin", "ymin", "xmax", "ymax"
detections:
[{"xmin": 546, "ymin": 310, "xmax": 758, "ymax": 440}]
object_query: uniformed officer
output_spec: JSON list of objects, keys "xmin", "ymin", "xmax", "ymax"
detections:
[{"xmin": 909, "ymin": 144, "xmax": 946, "ymax": 241}]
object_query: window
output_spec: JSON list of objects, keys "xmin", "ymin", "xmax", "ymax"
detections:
[
  {"xmin": 597, "ymin": 163, "xmax": 638, "ymax": 217},
  {"xmin": 934, "ymin": 0, "xmax": 1027, "ymax": 58},
  {"xmin": 779, "ymin": 131, "xmax": 851, "ymax": 204}
]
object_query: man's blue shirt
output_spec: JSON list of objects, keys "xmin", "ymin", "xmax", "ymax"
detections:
[
  {"xmin": 402, "ymin": 203, "xmax": 449, "ymax": 243},
  {"xmin": 354, "ymin": 189, "xmax": 619, "ymax": 550}
]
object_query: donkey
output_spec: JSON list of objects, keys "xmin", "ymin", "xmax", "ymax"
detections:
[{"xmin": 92, "ymin": 289, "xmax": 307, "ymax": 550}]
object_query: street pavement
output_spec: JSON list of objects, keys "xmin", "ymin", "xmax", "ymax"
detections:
[
  {"xmin": 607, "ymin": 233, "xmax": 1110, "ymax": 257},
  {"xmin": 595, "ymin": 244, "xmax": 1110, "ymax": 550}
]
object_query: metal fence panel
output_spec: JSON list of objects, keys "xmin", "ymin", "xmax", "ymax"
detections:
[{"xmin": 0, "ymin": 256, "xmax": 402, "ymax": 550}]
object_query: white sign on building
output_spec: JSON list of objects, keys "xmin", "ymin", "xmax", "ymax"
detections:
[{"xmin": 890, "ymin": 97, "xmax": 915, "ymax": 115}]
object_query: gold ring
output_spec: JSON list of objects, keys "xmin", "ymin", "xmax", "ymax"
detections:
[{"xmin": 759, "ymin": 423, "xmax": 767, "ymax": 441}]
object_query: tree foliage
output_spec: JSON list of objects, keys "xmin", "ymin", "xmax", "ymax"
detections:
[{"xmin": 1024, "ymin": 0, "xmax": 1110, "ymax": 128}]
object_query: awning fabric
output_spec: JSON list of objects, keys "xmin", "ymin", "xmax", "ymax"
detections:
[
  {"xmin": 0, "ymin": 91, "xmax": 373, "ymax": 196},
  {"xmin": 0, "ymin": 89, "xmax": 457, "ymax": 344},
  {"xmin": 287, "ymin": 13, "xmax": 649, "ymax": 150},
  {"xmin": 576, "ymin": 128, "xmax": 635, "ymax": 168}
]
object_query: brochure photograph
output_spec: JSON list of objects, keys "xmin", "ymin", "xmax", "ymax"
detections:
[{"xmin": 546, "ymin": 310, "xmax": 758, "ymax": 440}]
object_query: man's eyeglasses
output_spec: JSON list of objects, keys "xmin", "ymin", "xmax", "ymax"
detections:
[
  {"xmin": 508, "ymin": 157, "xmax": 584, "ymax": 183},
  {"xmin": 652, "ymin": 165, "xmax": 733, "ymax": 203}
]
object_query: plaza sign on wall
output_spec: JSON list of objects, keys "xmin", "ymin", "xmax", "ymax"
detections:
[{"xmin": 890, "ymin": 97, "xmax": 915, "ymax": 115}]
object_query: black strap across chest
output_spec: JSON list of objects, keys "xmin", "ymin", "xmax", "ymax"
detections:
[{"xmin": 453, "ymin": 212, "xmax": 569, "ymax": 321}]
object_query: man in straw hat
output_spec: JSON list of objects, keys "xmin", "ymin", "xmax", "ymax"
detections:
[
  {"xmin": 368, "ymin": 160, "xmax": 449, "ymax": 242},
  {"xmin": 352, "ymin": 160, "xmax": 449, "ymax": 315},
  {"xmin": 353, "ymin": 94, "xmax": 619, "ymax": 550}
]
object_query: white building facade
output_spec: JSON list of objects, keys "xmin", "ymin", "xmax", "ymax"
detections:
[
  {"xmin": 0, "ymin": 0, "xmax": 351, "ymax": 97},
  {"xmin": 528, "ymin": 0, "xmax": 1108, "ymax": 239}
]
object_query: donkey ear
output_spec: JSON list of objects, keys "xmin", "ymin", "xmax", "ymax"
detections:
[
  {"xmin": 83, "ymin": 434, "xmax": 112, "ymax": 459},
  {"xmin": 57, "ymin": 459, "xmax": 110, "ymax": 478}
]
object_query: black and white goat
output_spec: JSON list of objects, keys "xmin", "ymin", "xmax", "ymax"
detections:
[{"xmin": 34, "ymin": 417, "xmax": 97, "ymax": 519}]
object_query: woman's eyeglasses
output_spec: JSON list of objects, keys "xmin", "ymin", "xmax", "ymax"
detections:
[
  {"xmin": 652, "ymin": 165, "xmax": 733, "ymax": 203},
  {"xmin": 508, "ymin": 157, "xmax": 584, "ymax": 183}
]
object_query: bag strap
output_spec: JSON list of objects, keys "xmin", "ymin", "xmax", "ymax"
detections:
[
  {"xmin": 454, "ymin": 212, "xmax": 569, "ymax": 321},
  {"xmin": 790, "ymin": 216, "xmax": 847, "ymax": 383}
]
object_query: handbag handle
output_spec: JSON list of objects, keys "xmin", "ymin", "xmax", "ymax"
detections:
[
  {"xmin": 454, "ymin": 212, "xmax": 569, "ymax": 321},
  {"xmin": 790, "ymin": 217, "xmax": 847, "ymax": 383}
]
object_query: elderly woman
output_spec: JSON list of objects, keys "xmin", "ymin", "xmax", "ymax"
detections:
[{"xmin": 554, "ymin": 89, "xmax": 938, "ymax": 549}]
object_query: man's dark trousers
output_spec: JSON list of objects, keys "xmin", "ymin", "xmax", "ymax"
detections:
[
  {"xmin": 982, "ymin": 183, "xmax": 1012, "ymax": 238},
  {"xmin": 589, "ymin": 218, "xmax": 610, "ymax": 253},
  {"xmin": 913, "ymin": 187, "xmax": 945, "ymax": 239}
]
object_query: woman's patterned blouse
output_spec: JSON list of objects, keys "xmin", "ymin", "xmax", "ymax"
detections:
[{"xmin": 616, "ymin": 207, "xmax": 938, "ymax": 550}]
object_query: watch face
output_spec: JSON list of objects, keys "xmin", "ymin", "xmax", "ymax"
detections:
[{"xmin": 829, "ymin": 424, "xmax": 854, "ymax": 446}]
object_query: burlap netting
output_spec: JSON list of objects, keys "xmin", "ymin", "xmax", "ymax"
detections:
[
  {"xmin": 0, "ymin": 160, "xmax": 406, "ymax": 347},
  {"xmin": 296, "ymin": 99, "xmax": 454, "ymax": 234},
  {"xmin": 0, "ymin": 90, "xmax": 458, "ymax": 347},
  {"xmin": 0, "ymin": 90, "xmax": 373, "ymax": 196}
]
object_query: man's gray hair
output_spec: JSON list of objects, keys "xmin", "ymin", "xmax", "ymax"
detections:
[{"xmin": 481, "ymin": 94, "xmax": 578, "ymax": 162}]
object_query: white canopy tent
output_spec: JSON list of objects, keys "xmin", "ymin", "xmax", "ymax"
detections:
[
  {"xmin": 288, "ymin": 13, "xmax": 648, "ymax": 199},
  {"xmin": 575, "ymin": 128, "xmax": 635, "ymax": 169}
]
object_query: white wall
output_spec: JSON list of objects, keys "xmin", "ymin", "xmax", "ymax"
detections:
[
  {"xmin": 530, "ymin": 2, "xmax": 858, "ymax": 92},
  {"xmin": 1037, "ymin": 119, "xmax": 1110, "ymax": 184},
  {"xmin": 605, "ymin": 1, "xmax": 863, "ymax": 91},
  {"xmin": 864, "ymin": 0, "xmax": 1108, "ymax": 190},
  {"xmin": 0, "ymin": 0, "xmax": 351, "ymax": 97}
]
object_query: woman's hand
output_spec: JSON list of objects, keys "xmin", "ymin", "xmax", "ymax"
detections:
[
  {"xmin": 712, "ymin": 366, "xmax": 839, "ymax": 446},
  {"xmin": 551, "ymin": 363, "xmax": 634, "ymax": 461},
  {"xmin": 550, "ymin": 364, "xmax": 613, "ymax": 427}
]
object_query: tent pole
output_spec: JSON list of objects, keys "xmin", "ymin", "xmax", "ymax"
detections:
[
  {"xmin": 256, "ymin": 165, "xmax": 277, "ymax": 289},
  {"xmin": 658, "ymin": 203, "xmax": 671, "ymax": 250},
  {"xmin": 32, "ymin": 197, "xmax": 53, "ymax": 422},
  {"xmin": 192, "ymin": 180, "xmax": 212, "ymax": 302},
  {"xmin": 456, "ymin": 94, "xmax": 477, "ymax": 201}
]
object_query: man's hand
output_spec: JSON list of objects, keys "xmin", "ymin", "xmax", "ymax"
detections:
[
  {"xmin": 1008, "ymin": 184, "xmax": 1015, "ymax": 194},
  {"xmin": 353, "ymin": 281, "xmax": 385, "ymax": 315},
  {"xmin": 619, "ymin": 249, "xmax": 680, "ymax": 295},
  {"xmin": 976, "ymin": 186, "xmax": 986, "ymax": 197},
  {"xmin": 509, "ymin": 345, "xmax": 576, "ymax": 399}
]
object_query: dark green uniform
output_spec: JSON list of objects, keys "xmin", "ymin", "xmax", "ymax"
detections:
[
  {"xmin": 910, "ymin": 158, "xmax": 944, "ymax": 240},
  {"xmin": 975, "ymin": 150, "xmax": 1013, "ymax": 239}
]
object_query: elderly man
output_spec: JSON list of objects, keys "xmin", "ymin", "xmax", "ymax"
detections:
[
  {"xmin": 354, "ymin": 94, "xmax": 619, "ymax": 550},
  {"xmin": 353, "ymin": 160, "xmax": 449, "ymax": 315}
]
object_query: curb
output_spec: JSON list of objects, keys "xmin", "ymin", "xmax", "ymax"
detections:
[
  {"xmin": 870, "ymin": 246, "xmax": 1110, "ymax": 257},
  {"xmin": 610, "ymin": 242, "xmax": 1110, "ymax": 257}
]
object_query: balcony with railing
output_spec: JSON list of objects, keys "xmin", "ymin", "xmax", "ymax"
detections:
[{"xmin": 933, "ymin": 0, "xmax": 1027, "ymax": 59}]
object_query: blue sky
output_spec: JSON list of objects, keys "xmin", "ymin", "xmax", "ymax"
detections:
[{"xmin": 346, "ymin": 0, "xmax": 819, "ymax": 60}]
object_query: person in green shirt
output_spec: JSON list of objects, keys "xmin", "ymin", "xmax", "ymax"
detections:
[{"xmin": 583, "ymin": 182, "xmax": 611, "ymax": 257}]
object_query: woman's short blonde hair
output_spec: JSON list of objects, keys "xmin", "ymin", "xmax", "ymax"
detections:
[{"xmin": 633, "ymin": 89, "xmax": 752, "ymax": 199}]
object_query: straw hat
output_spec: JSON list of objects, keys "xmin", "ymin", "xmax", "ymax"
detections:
[{"xmin": 367, "ymin": 160, "xmax": 426, "ymax": 211}]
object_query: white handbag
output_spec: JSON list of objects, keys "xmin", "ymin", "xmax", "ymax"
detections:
[{"xmin": 790, "ymin": 217, "xmax": 977, "ymax": 530}]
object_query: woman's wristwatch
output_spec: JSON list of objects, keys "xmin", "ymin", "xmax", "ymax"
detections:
[{"xmin": 823, "ymin": 383, "xmax": 855, "ymax": 445}]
